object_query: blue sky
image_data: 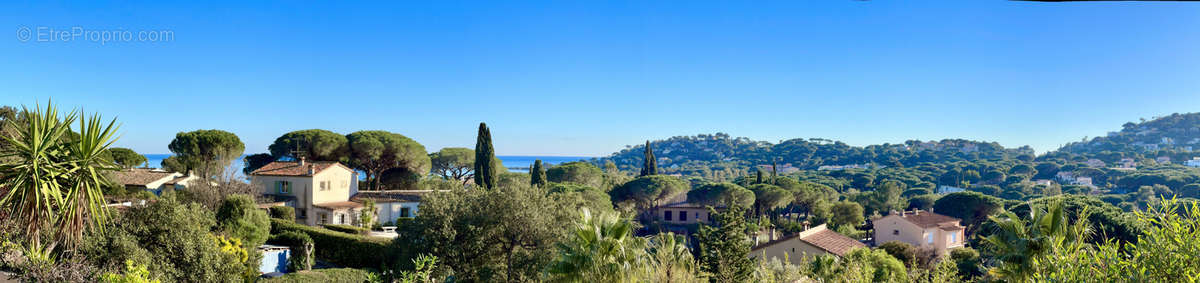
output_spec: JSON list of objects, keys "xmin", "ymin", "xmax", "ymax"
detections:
[{"xmin": 3, "ymin": 1, "xmax": 1200, "ymax": 156}]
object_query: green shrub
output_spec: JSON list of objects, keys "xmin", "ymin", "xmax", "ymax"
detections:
[
  {"xmin": 269, "ymin": 206, "xmax": 296, "ymax": 220},
  {"xmin": 217, "ymin": 194, "xmax": 271, "ymax": 248},
  {"xmin": 260, "ymin": 268, "xmax": 378, "ymax": 283},
  {"xmin": 81, "ymin": 198, "xmax": 245, "ymax": 282},
  {"xmin": 323, "ymin": 224, "xmax": 368, "ymax": 235},
  {"xmin": 268, "ymin": 232, "xmax": 314, "ymax": 271},
  {"xmin": 270, "ymin": 219, "xmax": 396, "ymax": 269}
]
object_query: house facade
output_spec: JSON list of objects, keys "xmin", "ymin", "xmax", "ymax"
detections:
[
  {"xmin": 750, "ymin": 224, "xmax": 865, "ymax": 265},
  {"xmin": 352, "ymin": 190, "xmax": 440, "ymax": 225},
  {"xmin": 657, "ymin": 202, "xmax": 714, "ymax": 225},
  {"xmin": 872, "ymin": 209, "xmax": 965, "ymax": 255},
  {"xmin": 251, "ymin": 160, "xmax": 362, "ymax": 226}
]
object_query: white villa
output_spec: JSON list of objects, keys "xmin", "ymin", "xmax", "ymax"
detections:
[{"xmin": 250, "ymin": 158, "xmax": 438, "ymax": 227}]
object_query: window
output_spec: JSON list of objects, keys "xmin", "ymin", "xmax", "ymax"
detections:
[
  {"xmin": 319, "ymin": 181, "xmax": 327, "ymax": 191},
  {"xmin": 664, "ymin": 210, "xmax": 673, "ymax": 221},
  {"xmin": 893, "ymin": 230, "xmax": 900, "ymax": 235},
  {"xmin": 299, "ymin": 209, "xmax": 307, "ymax": 218},
  {"xmin": 680, "ymin": 211, "xmax": 687, "ymax": 221},
  {"xmin": 339, "ymin": 213, "xmax": 346, "ymax": 224},
  {"xmin": 926, "ymin": 233, "xmax": 934, "ymax": 244},
  {"xmin": 401, "ymin": 207, "xmax": 411, "ymax": 218},
  {"xmin": 695, "ymin": 212, "xmax": 699, "ymax": 220},
  {"xmin": 319, "ymin": 213, "xmax": 328, "ymax": 224},
  {"xmin": 950, "ymin": 233, "xmax": 957, "ymax": 243},
  {"xmin": 275, "ymin": 181, "xmax": 292, "ymax": 194}
]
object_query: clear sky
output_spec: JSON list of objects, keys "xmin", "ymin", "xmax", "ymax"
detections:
[{"xmin": 4, "ymin": 1, "xmax": 1200, "ymax": 156}]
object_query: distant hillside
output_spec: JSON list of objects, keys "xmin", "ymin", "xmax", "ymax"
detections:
[
  {"xmin": 1058, "ymin": 112, "xmax": 1200, "ymax": 158},
  {"xmin": 592, "ymin": 133, "xmax": 1034, "ymax": 179}
]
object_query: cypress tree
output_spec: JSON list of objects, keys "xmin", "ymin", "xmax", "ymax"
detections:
[
  {"xmin": 755, "ymin": 170, "xmax": 764, "ymax": 184},
  {"xmin": 640, "ymin": 141, "xmax": 657, "ymax": 176},
  {"xmin": 771, "ymin": 161, "xmax": 778, "ymax": 185},
  {"xmin": 474, "ymin": 122, "xmax": 496, "ymax": 189},
  {"xmin": 530, "ymin": 159, "xmax": 547, "ymax": 187}
]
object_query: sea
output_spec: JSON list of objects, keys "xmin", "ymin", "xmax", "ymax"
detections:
[{"xmin": 141, "ymin": 154, "xmax": 594, "ymax": 174}]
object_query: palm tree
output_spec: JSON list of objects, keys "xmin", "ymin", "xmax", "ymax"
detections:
[
  {"xmin": 642, "ymin": 232, "xmax": 702, "ymax": 282},
  {"xmin": 0, "ymin": 103, "xmax": 119, "ymax": 250},
  {"xmin": 546, "ymin": 208, "xmax": 647, "ymax": 283},
  {"xmin": 982, "ymin": 201, "xmax": 1091, "ymax": 280}
]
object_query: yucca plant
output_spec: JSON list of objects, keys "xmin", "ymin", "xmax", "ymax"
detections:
[{"xmin": 0, "ymin": 102, "xmax": 119, "ymax": 251}]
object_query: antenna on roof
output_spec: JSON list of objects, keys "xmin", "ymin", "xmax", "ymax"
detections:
[{"xmin": 289, "ymin": 137, "xmax": 308, "ymax": 165}]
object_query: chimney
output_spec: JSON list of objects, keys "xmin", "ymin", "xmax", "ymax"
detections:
[
  {"xmin": 307, "ymin": 164, "xmax": 316, "ymax": 175},
  {"xmin": 299, "ymin": 156, "xmax": 306, "ymax": 166}
]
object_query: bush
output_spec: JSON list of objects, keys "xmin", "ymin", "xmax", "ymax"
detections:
[
  {"xmin": 269, "ymin": 206, "xmax": 296, "ymax": 220},
  {"xmin": 948, "ymin": 247, "xmax": 983, "ymax": 279},
  {"xmin": 260, "ymin": 268, "xmax": 378, "ymax": 283},
  {"xmin": 268, "ymin": 232, "xmax": 314, "ymax": 271},
  {"xmin": 270, "ymin": 219, "xmax": 396, "ymax": 269},
  {"xmin": 878, "ymin": 241, "xmax": 917, "ymax": 267},
  {"xmin": 81, "ymin": 198, "xmax": 245, "ymax": 282},
  {"xmin": 217, "ymin": 194, "xmax": 271, "ymax": 248},
  {"xmin": 323, "ymin": 224, "xmax": 369, "ymax": 235}
]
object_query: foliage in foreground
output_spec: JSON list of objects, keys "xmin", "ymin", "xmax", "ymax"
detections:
[
  {"xmin": 260, "ymin": 268, "xmax": 380, "ymax": 283},
  {"xmin": 0, "ymin": 103, "xmax": 119, "ymax": 250},
  {"xmin": 983, "ymin": 197, "xmax": 1200, "ymax": 282},
  {"xmin": 80, "ymin": 197, "xmax": 246, "ymax": 282},
  {"xmin": 545, "ymin": 208, "xmax": 702, "ymax": 282}
]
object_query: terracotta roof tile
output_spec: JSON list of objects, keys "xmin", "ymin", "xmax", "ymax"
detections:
[
  {"xmin": 351, "ymin": 190, "xmax": 441, "ymax": 203},
  {"xmin": 250, "ymin": 161, "xmax": 352, "ymax": 177},
  {"xmin": 799, "ymin": 229, "xmax": 866, "ymax": 257},
  {"xmin": 108, "ymin": 169, "xmax": 177, "ymax": 186},
  {"xmin": 312, "ymin": 201, "xmax": 363, "ymax": 210},
  {"xmin": 898, "ymin": 211, "xmax": 962, "ymax": 228}
]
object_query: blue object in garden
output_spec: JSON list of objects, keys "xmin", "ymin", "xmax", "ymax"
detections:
[{"xmin": 258, "ymin": 245, "xmax": 292, "ymax": 274}]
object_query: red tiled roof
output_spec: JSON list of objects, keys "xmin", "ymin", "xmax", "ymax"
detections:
[
  {"xmin": 799, "ymin": 229, "xmax": 866, "ymax": 257},
  {"xmin": 108, "ymin": 169, "xmax": 177, "ymax": 186},
  {"xmin": 250, "ymin": 161, "xmax": 352, "ymax": 177},
  {"xmin": 312, "ymin": 201, "xmax": 363, "ymax": 210},
  {"xmin": 751, "ymin": 225, "xmax": 865, "ymax": 257},
  {"xmin": 898, "ymin": 211, "xmax": 962, "ymax": 228},
  {"xmin": 351, "ymin": 190, "xmax": 444, "ymax": 203}
]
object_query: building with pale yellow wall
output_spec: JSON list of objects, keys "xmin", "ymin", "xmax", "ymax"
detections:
[
  {"xmin": 251, "ymin": 159, "xmax": 362, "ymax": 226},
  {"xmin": 750, "ymin": 224, "xmax": 865, "ymax": 265},
  {"xmin": 872, "ymin": 209, "xmax": 965, "ymax": 255}
]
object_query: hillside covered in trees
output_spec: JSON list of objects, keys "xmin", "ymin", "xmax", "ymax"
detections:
[
  {"xmin": 593, "ymin": 133, "xmax": 1035, "ymax": 180},
  {"xmin": 1057, "ymin": 112, "xmax": 1200, "ymax": 161}
]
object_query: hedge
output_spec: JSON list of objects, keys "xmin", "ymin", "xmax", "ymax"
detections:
[
  {"xmin": 270, "ymin": 219, "xmax": 397, "ymax": 269},
  {"xmin": 322, "ymin": 224, "xmax": 368, "ymax": 235},
  {"xmin": 269, "ymin": 206, "xmax": 295, "ymax": 220},
  {"xmin": 260, "ymin": 268, "xmax": 378, "ymax": 283}
]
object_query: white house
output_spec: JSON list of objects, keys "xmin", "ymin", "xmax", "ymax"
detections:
[
  {"xmin": 352, "ymin": 190, "xmax": 444, "ymax": 225},
  {"xmin": 936, "ymin": 185, "xmax": 965, "ymax": 194},
  {"xmin": 1185, "ymin": 157, "xmax": 1200, "ymax": 168}
]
